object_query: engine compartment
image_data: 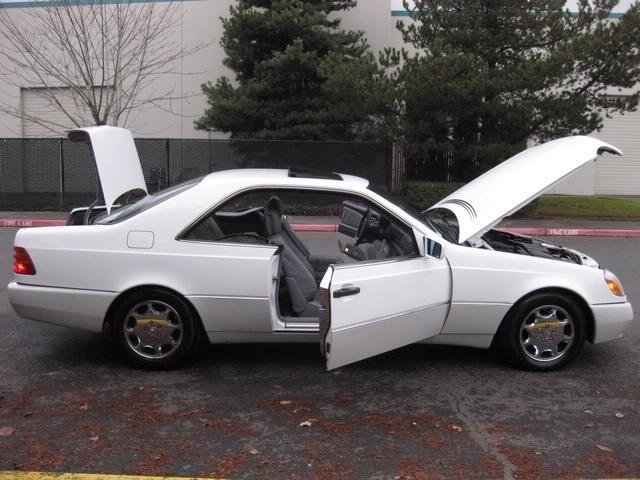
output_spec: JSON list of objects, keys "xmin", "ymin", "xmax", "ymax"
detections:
[{"xmin": 470, "ymin": 229, "xmax": 597, "ymax": 267}]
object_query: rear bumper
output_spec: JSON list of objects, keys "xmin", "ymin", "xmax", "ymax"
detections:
[
  {"xmin": 591, "ymin": 301, "xmax": 634, "ymax": 344},
  {"xmin": 7, "ymin": 281, "xmax": 117, "ymax": 333}
]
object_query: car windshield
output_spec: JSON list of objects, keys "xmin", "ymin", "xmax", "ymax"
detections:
[
  {"xmin": 369, "ymin": 186, "xmax": 459, "ymax": 244},
  {"xmin": 96, "ymin": 177, "xmax": 203, "ymax": 224},
  {"xmin": 421, "ymin": 209, "xmax": 459, "ymax": 244}
]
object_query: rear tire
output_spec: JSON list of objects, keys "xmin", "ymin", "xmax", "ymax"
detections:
[
  {"xmin": 499, "ymin": 293, "xmax": 586, "ymax": 371},
  {"xmin": 110, "ymin": 288, "xmax": 201, "ymax": 369}
]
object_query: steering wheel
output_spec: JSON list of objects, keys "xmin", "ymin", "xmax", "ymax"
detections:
[{"xmin": 357, "ymin": 208, "xmax": 372, "ymax": 240}]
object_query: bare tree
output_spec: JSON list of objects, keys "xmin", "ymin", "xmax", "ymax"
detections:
[{"xmin": 0, "ymin": 0, "xmax": 199, "ymax": 135}]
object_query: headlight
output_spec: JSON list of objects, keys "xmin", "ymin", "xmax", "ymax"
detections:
[{"xmin": 604, "ymin": 270, "xmax": 625, "ymax": 297}]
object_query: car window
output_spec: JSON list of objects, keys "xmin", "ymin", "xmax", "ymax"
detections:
[
  {"xmin": 96, "ymin": 177, "xmax": 203, "ymax": 225},
  {"xmin": 181, "ymin": 188, "xmax": 419, "ymax": 261}
]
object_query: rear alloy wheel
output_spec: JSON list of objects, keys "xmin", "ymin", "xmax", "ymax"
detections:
[
  {"xmin": 111, "ymin": 289, "xmax": 201, "ymax": 369},
  {"xmin": 499, "ymin": 293, "xmax": 586, "ymax": 371}
]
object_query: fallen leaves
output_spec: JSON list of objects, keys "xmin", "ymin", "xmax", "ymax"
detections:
[
  {"xmin": 299, "ymin": 420, "xmax": 313, "ymax": 427},
  {"xmin": 615, "ymin": 412, "xmax": 625, "ymax": 419},
  {"xmin": 0, "ymin": 426, "xmax": 14, "ymax": 437},
  {"xmin": 596, "ymin": 444, "xmax": 613, "ymax": 453}
]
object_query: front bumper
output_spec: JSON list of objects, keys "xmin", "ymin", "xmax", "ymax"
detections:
[
  {"xmin": 591, "ymin": 301, "xmax": 634, "ymax": 344},
  {"xmin": 7, "ymin": 281, "xmax": 117, "ymax": 333}
]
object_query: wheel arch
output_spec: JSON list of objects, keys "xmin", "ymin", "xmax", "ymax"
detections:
[
  {"xmin": 499, "ymin": 286, "xmax": 595, "ymax": 343},
  {"xmin": 104, "ymin": 284, "xmax": 205, "ymax": 334}
]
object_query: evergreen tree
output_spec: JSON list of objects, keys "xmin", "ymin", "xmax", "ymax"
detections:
[
  {"xmin": 196, "ymin": 0, "xmax": 392, "ymax": 140},
  {"xmin": 387, "ymin": 0, "xmax": 640, "ymax": 181}
]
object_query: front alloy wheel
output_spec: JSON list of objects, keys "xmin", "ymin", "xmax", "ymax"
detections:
[
  {"xmin": 500, "ymin": 293, "xmax": 586, "ymax": 371},
  {"xmin": 519, "ymin": 305, "xmax": 575, "ymax": 363}
]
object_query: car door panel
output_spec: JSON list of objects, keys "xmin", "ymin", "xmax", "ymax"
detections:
[
  {"xmin": 170, "ymin": 241, "xmax": 279, "ymax": 333},
  {"xmin": 322, "ymin": 255, "xmax": 451, "ymax": 370}
]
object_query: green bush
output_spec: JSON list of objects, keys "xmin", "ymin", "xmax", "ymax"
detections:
[
  {"xmin": 511, "ymin": 198, "xmax": 539, "ymax": 217},
  {"xmin": 404, "ymin": 180, "xmax": 465, "ymax": 210}
]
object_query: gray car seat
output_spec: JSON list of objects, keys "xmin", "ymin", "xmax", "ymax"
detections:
[
  {"xmin": 265, "ymin": 197, "xmax": 321, "ymax": 317},
  {"xmin": 186, "ymin": 216, "xmax": 224, "ymax": 241}
]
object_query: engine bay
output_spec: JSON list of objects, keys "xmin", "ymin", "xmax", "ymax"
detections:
[{"xmin": 469, "ymin": 229, "xmax": 598, "ymax": 267}]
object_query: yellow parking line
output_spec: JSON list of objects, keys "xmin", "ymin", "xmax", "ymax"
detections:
[{"xmin": 0, "ymin": 473, "xmax": 226, "ymax": 480}]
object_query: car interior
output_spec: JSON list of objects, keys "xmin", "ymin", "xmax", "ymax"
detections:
[{"xmin": 181, "ymin": 189, "xmax": 418, "ymax": 320}]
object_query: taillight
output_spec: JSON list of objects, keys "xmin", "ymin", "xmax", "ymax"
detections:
[{"xmin": 14, "ymin": 247, "xmax": 36, "ymax": 275}]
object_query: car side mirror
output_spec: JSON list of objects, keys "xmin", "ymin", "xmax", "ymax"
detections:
[{"xmin": 423, "ymin": 236, "xmax": 443, "ymax": 259}]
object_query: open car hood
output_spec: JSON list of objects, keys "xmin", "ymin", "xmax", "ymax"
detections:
[
  {"xmin": 427, "ymin": 136, "xmax": 622, "ymax": 243},
  {"xmin": 68, "ymin": 126, "xmax": 147, "ymax": 214}
]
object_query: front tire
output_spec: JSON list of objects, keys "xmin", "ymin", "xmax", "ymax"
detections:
[
  {"xmin": 499, "ymin": 293, "xmax": 586, "ymax": 371},
  {"xmin": 110, "ymin": 288, "xmax": 201, "ymax": 369}
]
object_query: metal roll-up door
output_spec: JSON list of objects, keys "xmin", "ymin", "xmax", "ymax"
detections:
[
  {"xmin": 21, "ymin": 87, "xmax": 93, "ymax": 137},
  {"xmin": 593, "ymin": 103, "xmax": 640, "ymax": 195}
]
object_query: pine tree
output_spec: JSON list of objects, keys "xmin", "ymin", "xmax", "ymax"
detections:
[
  {"xmin": 196, "ymin": 0, "xmax": 392, "ymax": 140},
  {"xmin": 388, "ymin": 0, "xmax": 640, "ymax": 180}
]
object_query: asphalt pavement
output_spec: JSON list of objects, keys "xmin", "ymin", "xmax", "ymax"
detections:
[{"xmin": 0, "ymin": 229, "xmax": 639, "ymax": 479}]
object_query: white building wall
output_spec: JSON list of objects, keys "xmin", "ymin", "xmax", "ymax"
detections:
[
  {"xmin": 548, "ymin": 105, "xmax": 640, "ymax": 196},
  {"xmin": 592, "ymin": 108, "xmax": 640, "ymax": 195},
  {"xmin": 547, "ymin": 164, "xmax": 597, "ymax": 196},
  {"xmin": 0, "ymin": 0, "xmax": 236, "ymax": 138}
]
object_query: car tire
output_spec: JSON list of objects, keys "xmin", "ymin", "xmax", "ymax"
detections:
[
  {"xmin": 499, "ymin": 293, "xmax": 586, "ymax": 371},
  {"xmin": 110, "ymin": 288, "xmax": 202, "ymax": 369}
]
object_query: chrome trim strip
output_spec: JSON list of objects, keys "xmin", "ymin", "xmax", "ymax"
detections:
[
  {"xmin": 15, "ymin": 282, "xmax": 117, "ymax": 294},
  {"xmin": 272, "ymin": 329, "xmax": 318, "ymax": 335},
  {"xmin": 452, "ymin": 301, "xmax": 511, "ymax": 306},
  {"xmin": 179, "ymin": 238, "xmax": 279, "ymax": 251},
  {"xmin": 283, "ymin": 322, "xmax": 320, "ymax": 331},
  {"xmin": 187, "ymin": 294, "xmax": 268, "ymax": 300},
  {"xmin": 332, "ymin": 254, "xmax": 420, "ymax": 269}
]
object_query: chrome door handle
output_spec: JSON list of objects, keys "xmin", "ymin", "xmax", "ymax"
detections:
[{"xmin": 333, "ymin": 286, "xmax": 361, "ymax": 298}]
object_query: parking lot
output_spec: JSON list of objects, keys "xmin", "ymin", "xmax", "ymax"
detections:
[{"xmin": 1, "ymin": 227, "xmax": 639, "ymax": 479}]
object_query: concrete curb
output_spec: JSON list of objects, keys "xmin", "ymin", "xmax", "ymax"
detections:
[
  {"xmin": 498, "ymin": 227, "xmax": 640, "ymax": 238},
  {"xmin": 0, "ymin": 219, "xmax": 66, "ymax": 228},
  {"xmin": 2, "ymin": 218, "xmax": 640, "ymax": 238}
]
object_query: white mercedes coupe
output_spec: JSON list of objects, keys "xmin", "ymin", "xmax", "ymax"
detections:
[{"xmin": 8, "ymin": 126, "xmax": 633, "ymax": 371}]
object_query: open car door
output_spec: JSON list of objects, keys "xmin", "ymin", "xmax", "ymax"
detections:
[{"xmin": 319, "ymin": 255, "xmax": 451, "ymax": 370}]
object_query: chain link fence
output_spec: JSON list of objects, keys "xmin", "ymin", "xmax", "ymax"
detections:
[{"xmin": 0, "ymin": 137, "xmax": 392, "ymax": 211}]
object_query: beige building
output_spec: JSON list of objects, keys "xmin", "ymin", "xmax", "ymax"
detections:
[{"xmin": 0, "ymin": 0, "xmax": 637, "ymax": 194}]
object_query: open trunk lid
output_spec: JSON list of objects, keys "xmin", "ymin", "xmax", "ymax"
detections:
[{"xmin": 68, "ymin": 126, "xmax": 147, "ymax": 215}]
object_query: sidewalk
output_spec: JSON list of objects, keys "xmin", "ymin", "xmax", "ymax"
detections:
[{"xmin": 2, "ymin": 211, "xmax": 640, "ymax": 237}]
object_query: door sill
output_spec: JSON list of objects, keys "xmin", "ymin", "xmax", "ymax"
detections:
[{"xmin": 281, "ymin": 321, "xmax": 319, "ymax": 332}]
